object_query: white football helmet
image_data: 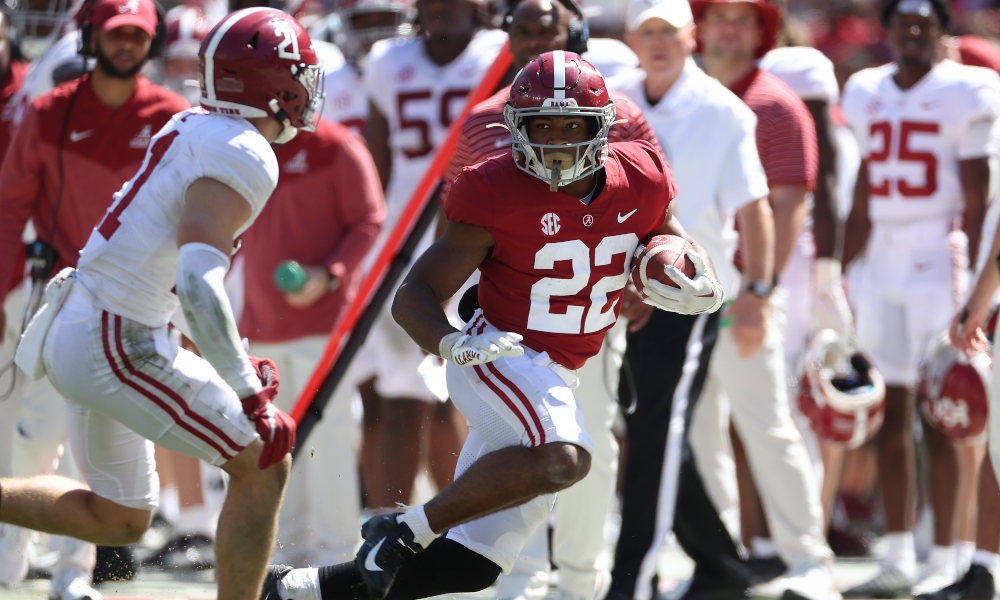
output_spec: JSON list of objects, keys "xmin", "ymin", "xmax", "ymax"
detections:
[{"xmin": 333, "ymin": 0, "xmax": 411, "ymax": 61}]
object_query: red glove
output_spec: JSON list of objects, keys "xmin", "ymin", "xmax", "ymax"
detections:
[{"xmin": 241, "ymin": 355, "xmax": 296, "ymax": 469}]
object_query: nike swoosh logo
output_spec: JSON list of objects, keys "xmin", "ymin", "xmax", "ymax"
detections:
[
  {"xmin": 69, "ymin": 130, "xmax": 94, "ymax": 142},
  {"xmin": 365, "ymin": 538, "xmax": 386, "ymax": 572},
  {"xmin": 617, "ymin": 209, "xmax": 638, "ymax": 223}
]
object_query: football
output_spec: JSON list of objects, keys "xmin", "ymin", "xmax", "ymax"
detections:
[{"xmin": 631, "ymin": 235, "xmax": 696, "ymax": 298}]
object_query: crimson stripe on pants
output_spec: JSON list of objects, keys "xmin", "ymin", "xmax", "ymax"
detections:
[
  {"xmin": 113, "ymin": 315, "xmax": 244, "ymax": 454},
  {"xmin": 473, "ymin": 363, "xmax": 538, "ymax": 447},
  {"xmin": 485, "ymin": 361, "xmax": 546, "ymax": 446},
  {"xmin": 101, "ymin": 312, "xmax": 237, "ymax": 460}
]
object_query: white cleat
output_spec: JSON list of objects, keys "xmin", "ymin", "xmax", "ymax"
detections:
[
  {"xmin": 842, "ymin": 565, "xmax": 915, "ymax": 598},
  {"xmin": 49, "ymin": 567, "xmax": 102, "ymax": 600},
  {"xmin": 751, "ymin": 562, "xmax": 842, "ymax": 600},
  {"xmin": 911, "ymin": 559, "xmax": 959, "ymax": 596},
  {"xmin": 0, "ymin": 524, "xmax": 31, "ymax": 587}
]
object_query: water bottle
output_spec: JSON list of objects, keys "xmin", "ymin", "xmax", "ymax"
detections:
[{"xmin": 273, "ymin": 260, "xmax": 308, "ymax": 293}]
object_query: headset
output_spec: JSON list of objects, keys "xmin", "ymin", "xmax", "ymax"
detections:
[
  {"xmin": 76, "ymin": 0, "xmax": 167, "ymax": 58},
  {"xmin": 501, "ymin": 0, "xmax": 589, "ymax": 55}
]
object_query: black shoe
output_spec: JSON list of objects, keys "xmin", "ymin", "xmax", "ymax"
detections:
[
  {"xmin": 260, "ymin": 564, "xmax": 293, "ymax": 600},
  {"xmin": 355, "ymin": 514, "xmax": 424, "ymax": 600},
  {"xmin": 747, "ymin": 556, "xmax": 787, "ymax": 585},
  {"xmin": 140, "ymin": 534, "xmax": 215, "ymax": 570},
  {"xmin": 915, "ymin": 564, "xmax": 996, "ymax": 600}
]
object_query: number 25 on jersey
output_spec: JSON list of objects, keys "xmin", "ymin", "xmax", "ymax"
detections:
[
  {"xmin": 528, "ymin": 234, "xmax": 638, "ymax": 335},
  {"xmin": 868, "ymin": 121, "xmax": 939, "ymax": 197}
]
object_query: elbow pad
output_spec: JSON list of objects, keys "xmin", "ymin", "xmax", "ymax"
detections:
[{"xmin": 176, "ymin": 242, "xmax": 260, "ymax": 399}]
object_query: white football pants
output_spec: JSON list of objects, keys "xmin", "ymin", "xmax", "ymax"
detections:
[
  {"xmin": 495, "ymin": 320, "xmax": 624, "ymax": 599},
  {"xmin": 249, "ymin": 336, "xmax": 361, "ymax": 566}
]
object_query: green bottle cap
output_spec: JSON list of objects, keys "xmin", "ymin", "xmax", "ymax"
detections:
[{"xmin": 274, "ymin": 260, "xmax": 308, "ymax": 293}]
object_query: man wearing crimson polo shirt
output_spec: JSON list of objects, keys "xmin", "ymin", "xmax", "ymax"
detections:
[
  {"xmin": 439, "ymin": 2, "xmax": 661, "ymax": 598},
  {"xmin": 238, "ymin": 118, "xmax": 385, "ymax": 567},
  {"xmin": 0, "ymin": 0, "xmax": 186, "ymax": 595}
]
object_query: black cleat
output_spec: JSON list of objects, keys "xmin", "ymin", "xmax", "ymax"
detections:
[
  {"xmin": 260, "ymin": 564, "xmax": 293, "ymax": 600},
  {"xmin": 355, "ymin": 513, "xmax": 424, "ymax": 600},
  {"xmin": 915, "ymin": 564, "xmax": 996, "ymax": 600}
]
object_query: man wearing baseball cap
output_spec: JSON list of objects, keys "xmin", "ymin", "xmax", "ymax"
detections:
[
  {"xmin": 607, "ymin": 1, "xmax": 779, "ymax": 599},
  {"xmin": 0, "ymin": 0, "xmax": 186, "ymax": 596}
]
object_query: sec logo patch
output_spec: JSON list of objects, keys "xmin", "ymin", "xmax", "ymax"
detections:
[{"xmin": 539, "ymin": 212, "xmax": 561, "ymax": 236}]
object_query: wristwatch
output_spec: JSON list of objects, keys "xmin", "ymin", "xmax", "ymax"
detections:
[{"xmin": 744, "ymin": 279, "xmax": 773, "ymax": 298}]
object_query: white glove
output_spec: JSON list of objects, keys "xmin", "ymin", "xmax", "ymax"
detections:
[
  {"xmin": 642, "ymin": 249, "xmax": 725, "ymax": 315},
  {"xmin": 439, "ymin": 330, "xmax": 524, "ymax": 367},
  {"xmin": 810, "ymin": 258, "xmax": 854, "ymax": 339}
]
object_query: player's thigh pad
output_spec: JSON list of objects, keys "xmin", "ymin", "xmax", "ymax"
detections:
[
  {"xmin": 445, "ymin": 314, "xmax": 594, "ymax": 453},
  {"xmin": 445, "ymin": 428, "xmax": 557, "ymax": 574},
  {"xmin": 43, "ymin": 287, "xmax": 257, "ymax": 470}
]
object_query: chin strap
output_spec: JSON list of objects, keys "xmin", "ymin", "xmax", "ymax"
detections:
[{"xmin": 268, "ymin": 98, "xmax": 298, "ymax": 144}]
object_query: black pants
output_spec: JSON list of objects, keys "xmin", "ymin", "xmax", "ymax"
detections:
[{"xmin": 609, "ymin": 309, "xmax": 753, "ymax": 599}]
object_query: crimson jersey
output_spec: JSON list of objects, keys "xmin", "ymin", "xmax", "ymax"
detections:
[{"xmin": 445, "ymin": 141, "xmax": 675, "ymax": 369}]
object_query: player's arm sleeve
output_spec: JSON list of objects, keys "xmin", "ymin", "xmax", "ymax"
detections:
[
  {"xmin": 193, "ymin": 132, "xmax": 278, "ymax": 216},
  {"xmin": 325, "ymin": 133, "xmax": 386, "ymax": 280},
  {"xmin": 176, "ymin": 242, "xmax": 261, "ymax": 399},
  {"xmin": 0, "ymin": 104, "xmax": 45, "ymax": 299},
  {"xmin": 957, "ymin": 76, "xmax": 1000, "ymax": 159},
  {"xmin": 443, "ymin": 168, "xmax": 495, "ymax": 228},
  {"xmin": 756, "ymin": 97, "xmax": 818, "ymax": 189},
  {"xmin": 718, "ymin": 113, "xmax": 771, "ymax": 210}
]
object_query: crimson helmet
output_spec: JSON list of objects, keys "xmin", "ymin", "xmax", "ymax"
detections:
[
  {"xmin": 334, "ymin": 0, "xmax": 412, "ymax": 61},
  {"xmin": 199, "ymin": 7, "xmax": 324, "ymax": 143},
  {"xmin": 798, "ymin": 329, "xmax": 887, "ymax": 449},
  {"xmin": 164, "ymin": 5, "xmax": 212, "ymax": 59},
  {"xmin": 919, "ymin": 332, "xmax": 991, "ymax": 443},
  {"xmin": 503, "ymin": 50, "xmax": 616, "ymax": 192}
]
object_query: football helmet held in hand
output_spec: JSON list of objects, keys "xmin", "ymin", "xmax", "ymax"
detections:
[{"xmin": 798, "ymin": 329, "xmax": 886, "ymax": 449}]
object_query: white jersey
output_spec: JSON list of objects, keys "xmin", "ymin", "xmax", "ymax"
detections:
[
  {"xmin": 842, "ymin": 59, "xmax": 1000, "ymax": 223},
  {"xmin": 759, "ymin": 46, "xmax": 839, "ymax": 104},
  {"xmin": 5, "ymin": 31, "xmax": 90, "ymax": 127},
  {"xmin": 324, "ymin": 60, "xmax": 368, "ymax": 135},
  {"xmin": 76, "ymin": 110, "xmax": 278, "ymax": 328},
  {"xmin": 363, "ymin": 29, "xmax": 507, "ymax": 210}
]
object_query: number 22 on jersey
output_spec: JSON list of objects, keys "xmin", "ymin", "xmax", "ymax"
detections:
[
  {"xmin": 528, "ymin": 233, "xmax": 638, "ymax": 335},
  {"xmin": 868, "ymin": 121, "xmax": 939, "ymax": 197}
]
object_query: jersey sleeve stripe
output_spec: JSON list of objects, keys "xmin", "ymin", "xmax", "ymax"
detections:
[{"xmin": 102, "ymin": 312, "xmax": 244, "ymax": 459}]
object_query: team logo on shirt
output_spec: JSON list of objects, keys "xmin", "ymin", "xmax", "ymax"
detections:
[
  {"xmin": 119, "ymin": 0, "xmax": 139, "ymax": 13},
  {"xmin": 539, "ymin": 212, "xmax": 561, "ymax": 236},
  {"xmin": 866, "ymin": 100, "xmax": 882, "ymax": 116},
  {"xmin": 582, "ymin": 214, "xmax": 594, "ymax": 227},
  {"xmin": 285, "ymin": 150, "xmax": 309, "ymax": 174},
  {"xmin": 129, "ymin": 124, "xmax": 152, "ymax": 149},
  {"xmin": 397, "ymin": 65, "xmax": 415, "ymax": 84}
]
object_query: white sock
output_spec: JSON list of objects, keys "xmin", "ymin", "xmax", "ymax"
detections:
[
  {"xmin": 926, "ymin": 545, "xmax": 955, "ymax": 570},
  {"xmin": 973, "ymin": 550, "xmax": 1000, "ymax": 582},
  {"xmin": 955, "ymin": 540, "xmax": 976, "ymax": 572},
  {"xmin": 397, "ymin": 506, "xmax": 438, "ymax": 549},
  {"xmin": 751, "ymin": 537, "xmax": 779, "ymax": 559},
  {"xmin": 883, "ymin": 532, "xmax": 917, "ymax": 577},
  {"xmin": 278, "ymin": 567, "xmax": 321, "ymax": 600}
]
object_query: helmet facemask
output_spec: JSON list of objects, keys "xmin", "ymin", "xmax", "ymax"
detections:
[
  {"xmin": 269, "ymin": 61, "xmax": 325, "ymax": 144},
  {"xmin": 503, "ymin": 99, "xmax": 615, "ymax": 192}
]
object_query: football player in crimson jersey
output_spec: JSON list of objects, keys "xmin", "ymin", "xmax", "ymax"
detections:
[
  {"xmin": 266, "ymin": 51, "xmax": 724, "ymax": 600},
  {"xmin": 0, "ymin": 9, "xmax": 324, "ymax": 600},
  {"xmin": 841, "ymin": 0, "xmax": 1000, "ymax": 596}
]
